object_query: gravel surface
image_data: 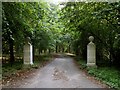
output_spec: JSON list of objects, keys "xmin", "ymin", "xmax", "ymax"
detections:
[{"xmin": 3, "ymin": 55, "xmax": 108, "ymax": 88}]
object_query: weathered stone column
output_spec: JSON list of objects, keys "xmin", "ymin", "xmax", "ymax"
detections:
[
  {"xmin": 24, "ymin": 38, "xmax": 33, "ymax": 65},
  {"xmin": 87, "ymin": 36, "xmax": 96, "ymax": 67}
]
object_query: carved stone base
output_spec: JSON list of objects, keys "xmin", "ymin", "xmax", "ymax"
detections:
[{"xmin": 87, "ymin": 63, "xmax": 97, "ymax": 68}]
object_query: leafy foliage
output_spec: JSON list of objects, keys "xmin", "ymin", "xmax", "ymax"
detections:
[
  {"xmin": 76, "ymin": 57, "xmax": 120, "ymax": 90},
  {"xmin": 2, "ymin": 2, "xmax": 62, "ymax": 64},
  {"xmin": 60, "ymin": 2, "xmax": 120, "ymax": 67}
]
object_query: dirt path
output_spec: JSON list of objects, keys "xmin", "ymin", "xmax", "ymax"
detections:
[{"xmin": 3, "ymin": 55, "xmax": 107, "ymax": 88}]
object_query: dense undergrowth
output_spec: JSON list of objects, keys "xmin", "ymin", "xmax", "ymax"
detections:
[{"xmin": 75, "ymin": 56, "xmax": 120, "ymax": 90}]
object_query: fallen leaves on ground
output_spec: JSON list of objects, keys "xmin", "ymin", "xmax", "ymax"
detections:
[{"xmin": 52, "ymin": 67, "xmax": 69, "ymax": 81}]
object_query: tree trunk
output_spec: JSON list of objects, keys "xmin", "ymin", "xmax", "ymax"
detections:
[
  {"xmin": 56, "ymin": 42, "xmax": 58, "ymax": 53},
  {"xmin": 62, "ymin": 47, "xmax": 64, "ymax": 53},
  {"xmin": 7, "ymin": 29, "xmax": 15, "ymax": 66},
  {"xmin": 39, "ymin": 48, "xmax": 41, "ymax": 55},
  {"xmin": 109, "ymin": 48, "xmax": 113, "ymax": 67},
  {"xmin": 9, "ymin": 40, "xmax": 14, "ymax": 66},
  {"xmin": 68, "ymin": 44, "xmax": 71, "ymax": 53},
  {"xmin": 58, "ymin": 45, "xmax": 60, "ymax": 53},
  {"xmin": 49, "ymin": 48, "xmax": 51, "ymax": 53},
  {"xmin": 109, "ymin": 30, "xmax": 114, "ymax": 67}
]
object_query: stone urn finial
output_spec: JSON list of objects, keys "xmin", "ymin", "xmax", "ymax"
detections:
[
  {"xmin": 89, "ymin": 36, "xmax": 94, "ymax": 42},
  {"xmin": 25, "ymin": 37, "xmax": 30, "ymax": 44},
  {"xmin": 27, "ymin": 37, "xmax": 30, "ymax": 41}
]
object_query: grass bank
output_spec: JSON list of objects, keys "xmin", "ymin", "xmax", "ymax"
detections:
[{"xmin": 75, "ymin": 56, "xmax": 120, "ymax": 90}]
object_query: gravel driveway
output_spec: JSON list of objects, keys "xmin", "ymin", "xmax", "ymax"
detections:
[{"xmin": 3, "ymin": 55, "xmax": 107, "ymax": 88}]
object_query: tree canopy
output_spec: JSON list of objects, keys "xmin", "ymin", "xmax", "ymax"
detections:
[
  {"xmin": 60, "ymin": 1, "xmax": 120, "ymax": 67},
  {"xmin": 2, "ymin": 1, "xmax": 120, "ymax": 67}
]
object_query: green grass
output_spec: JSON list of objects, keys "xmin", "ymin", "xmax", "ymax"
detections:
[{"xmin": 75, "ymin": 57, "xmax": 120, "ymax": 90}]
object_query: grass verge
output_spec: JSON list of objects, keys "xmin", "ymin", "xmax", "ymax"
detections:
[
  {"xmin": 75, "ymin": 56, "xmax": 120, "ymax": 90},
  {"xmin": 2, "ymin": 54, "xmax": 53, "ymax": 85}
]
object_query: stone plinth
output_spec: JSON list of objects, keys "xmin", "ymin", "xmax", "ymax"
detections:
[
  {"xmin": 87, "ymin": 36, "xmax": 96, "ymax": 67},
  {"xmin": 24, "ymin": 41, "xmax": 33, "ymax": 65}
]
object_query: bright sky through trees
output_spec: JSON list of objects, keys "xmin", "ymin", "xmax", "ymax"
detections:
[
  {"xmin": 45, "ymin": 0, "xmax": 120, "ymax": 3},
  {"xmin": 45, "ymin": 0, "xmax": 68, "ymax": 4}
]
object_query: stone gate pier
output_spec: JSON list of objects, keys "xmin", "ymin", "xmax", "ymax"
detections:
[
  {"xmin": 87, "ymin": 36, "xmax": 96, "ymax": 67},
  {"xmin": 24, "ymin": 37, "xmax": 33, "ymax": 65}
]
